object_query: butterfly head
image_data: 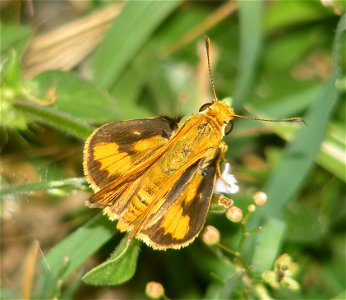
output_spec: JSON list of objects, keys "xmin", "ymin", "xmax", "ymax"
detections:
[{"xmin": 199, "ymin": 98, "xmax": 236, "ymax": 136}]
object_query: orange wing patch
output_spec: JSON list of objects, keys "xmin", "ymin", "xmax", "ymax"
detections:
[
  {"xmin": 160, "ymin": 173, "xmax": 203, "ymax": 239},
  {"xmin": 134, "ymin": 156, "xmax": 219, "ymax": 250},
  {"xmin": 84, "ymin": 117, "xmax": 181, "ymax": 192},
  {"xmin": 93, "ymin": 142, "xmax": 132, "ymax": 176}
]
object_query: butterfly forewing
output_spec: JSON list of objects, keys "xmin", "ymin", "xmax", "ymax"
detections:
[{"xmin": 84, "ymin": 117, "xmax": 181, "ymax": 192}]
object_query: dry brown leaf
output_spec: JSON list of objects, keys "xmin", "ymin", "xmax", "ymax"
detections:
[{"xmin": 23, "ymin": 3, "xmax": 123, "ymax": 78}]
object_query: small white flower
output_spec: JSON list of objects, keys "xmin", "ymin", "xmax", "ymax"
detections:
[{"xmin": 214, "ymin": 163, "xmax": 239, "ymax": 194}]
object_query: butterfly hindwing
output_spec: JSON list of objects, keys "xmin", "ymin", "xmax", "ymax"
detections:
[{"xmin": 136, "ymin": 155, "xmax": 220, "ymax": 250}]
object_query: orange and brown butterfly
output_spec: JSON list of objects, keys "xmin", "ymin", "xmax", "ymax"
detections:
[{"xmin": 83, "ymin": 37, "xmax": 303, "ymax": 250}]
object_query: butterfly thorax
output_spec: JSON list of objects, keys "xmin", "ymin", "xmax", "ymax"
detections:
[{"xmin": 115, "ymin": 108, "xmax": 229, "ymax": 235}]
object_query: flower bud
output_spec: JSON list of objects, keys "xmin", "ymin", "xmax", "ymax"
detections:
[
  {"xmin": 202, "ymin": 225, "xmax": 220, "ymax": 245},
  {"xmin": 247, "ymin": 204, "xmax": 256, "ymax": 212},
  {"xmin": 252, "ymin": 191, "xmax": 267, "ymax": 206},
  {"xmin": 145, "ymin": 281, "xmax": 165, "ymax": 299},
  {"xmin": 226, "ymin": 206, "xmax": 243, "ymax": 223}
]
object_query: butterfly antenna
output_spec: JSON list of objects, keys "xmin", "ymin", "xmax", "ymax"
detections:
[
  {"xmin": 233, "ymin": 114, "xmax": 306, "ymax": 125},
  {"xmin": 205, "ymin": 35, "xmax": 218, "ymax": 103}
]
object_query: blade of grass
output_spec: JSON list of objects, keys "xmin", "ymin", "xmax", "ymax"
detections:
[
  {"xmin": 248, "ymin": 84, "xmax": 345, "ymax": 182},
  {"xmin": 264, "ymin": 1, "xmax": 334, "ymax": 33},
  {"xmin": 91, "ymin": 1, "xmax": 181, "ymax": 90},
  {"xmin": 318, "ymin": 123, "xmax": 345, "ymax": 182},
  {"xmin": 234, "ymin": 0, "xmax": 263, "ymax": 108},
  {"xmin": 43, "ymin": 214, "xmax": 115, "ymax": 280},
  {"xmin": 261, "ymin": 13, "xmax": 343, "ymax": 216},
  {"xmin": 251, "ymin": 218, "xmax": 285, "ymax": 273},
  {"xmin": 251, "ymin": 85, "xmax": 322, "ymax": 119},
  {"xmin": 261, "ymin": 72, "xmax": 338, "ymax": 216},
  {"xmin": 248, "ymin": 14, "xmax": 344, "ymax": 271},
  {"xmin": 0, "ymin": 177, "xmax": 86, "ymax": 197},
  {"xmin": 134, "ymin": 46, "xmax": 177, "ymax": 113},
  {"xmin": 60, "ymin": 269, "xmax": 84, "ymax": 299}
]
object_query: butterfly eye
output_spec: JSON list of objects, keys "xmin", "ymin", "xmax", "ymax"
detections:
[
  {"xmin": 224, "ymin": 121, "xmax": 233, "ymax": 135},
  {"xmin": 199, "ymin": 102, "xmax": 212, "ymax": 112}
]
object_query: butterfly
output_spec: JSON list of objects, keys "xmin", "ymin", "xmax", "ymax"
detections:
[{"xmin": 83, "ymin": 37, "xmax": 303, "ymax": 250}]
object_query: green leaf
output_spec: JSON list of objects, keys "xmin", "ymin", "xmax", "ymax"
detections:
[
  {"xmin": 0, "ymin": 24, "xmax": 32, "ymax": 57},
  {"xmin": 1, "ymin": 52, "xmax": 28, "ymax": 130},
  {"xmin": 317, "ymin": 122, "xmax": 346, "ymax": 182},
  {"xmin": 31, "ymin": 71, "xmax": 120, "ymax": 123},
  {"xmin": 218, "ymin": 271, "xmax": 244, "ymax": 300},
  {"xmin": 1, "ymin": 50, "xmax": 23, "ymax": 89},
  {"xmin": 234, "ymin": 0, "xmax": 263, "ymax": 107},
  {"xmin": 134, "ymin": 46, "xmax": 177, "ymax": 114},
  {"xmin": 250, "ymin": 85, "xmax": 345, "ymax": 182},
  {"xmin": 247, "ymin": 14, "xmax": 343, "ymax": 272},
  {"xmin": 60, "ymin": 269, "xmax": 83, "ymax": 300},
  {"xmin": 263, "ymin": 28, "xmax": 321, "ymax": 71},
  {"xmin": 261, "ymin": 73, "xmax": 339, "ymax": 217},
  {"xmin": 264, "ymin": 1, "xmax": 333, "ymax": 33},
  {"xmin": 333, "ymin": 14, "xmax": 346, "ymax": 81},
  {"xmin": 38, "ymin": 259, "xmax": 64, "ymax": 300},
  {"xmin": 44, "ymin": 214, "xmax": 115, "ymax": 280},
  {"xmin": 253, "ymin": 85, "xmax": 322, "ymax": 119},
  {"xmin": 259, "ymin": 15, "xmax": 343, "ymax": 217},
  {"xmin": 284, "ymin": 203, "xmax": 325, "ymax": 243},
  {"xmin": 110, "ymin": 63, "xmax": 151, "ymax": 119},
  {"xmin": 0, "ymin": 177, "xmax": 86, "ymax": 197},
  {"xmin": 82, "ymin": 237, "xmax": 141, "ymax": 286},
  {"xmin": 251, "ymin": 217, "xmax": 286, "ymax": 273},
  {"xmin": 14, "ymin": 99, "xmax": 93, "ymax": 139},
  {"xmin": 332, "ymin": 291, "xmax": 346, "ymax": 300},
  {"xmin": 91, "ymin": 0, "xmax": 181, "ymax": 89}
]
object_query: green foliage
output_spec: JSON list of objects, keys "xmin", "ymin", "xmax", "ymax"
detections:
[
  {"xmin": 0, "ymin": 177, "xmax": 86, "ymax": 196},
  {"xmin": 1, "ymin": 51, "xmax": 29, "ymax": 130},
  {"xmin": 44, "ymin": 214, "xmax": 115, "ymax": 281},
  {"xmin": 252, "ymin": 218, "xmax": 286, "ymax": 274},
  {"xmin": 234, "ymin": 1, "xmax": 262, "ymax": 106},
  {"xmin": 31, "ymin": 71, "xmax": 120, "ymax": 123},
  {"xmin": 91, "ymin": 0, "xmax": 182, "ymax": 89},
  {"xmin": 1, "ymin": 1, "xmax": 344, "ymax": 299},
  {"xmin": 82, "ymin": 237, "xmax": 141, "ymax": 286}
]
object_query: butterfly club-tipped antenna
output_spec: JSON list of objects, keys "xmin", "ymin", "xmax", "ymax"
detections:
[
  {"xmin": 204, "ymin": 36, "xmax": 305, "ymax": 126},
  {"xmin": 233, "ymin": 114, "xmax": 306, "ymax": 125},
  {"xmin": 205, "ymin": 35, "xmax": 218, "ymax": 103}
]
